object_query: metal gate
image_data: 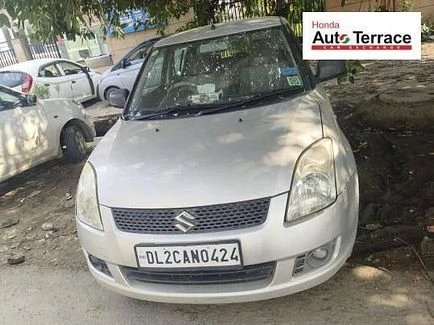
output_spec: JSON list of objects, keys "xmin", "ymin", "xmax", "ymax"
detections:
[
  {"xmin": 0, "ymin": 42, "xmax": 18, "ymax": 68},
  {"xmin": 217, "ymin": 0, "xmax": 326, "ymax": 36},
  {"xmin": 29, "ymin": 42, "xmax": 61, "ymax": 59},
  {"xmin": 287, "ymin": 0, "xmax": 326, "ymax": 36}
]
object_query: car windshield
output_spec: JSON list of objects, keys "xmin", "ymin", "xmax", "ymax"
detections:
[{"xmin": 127, "ymin": 26, "xmax": 305, "ymax": 119}]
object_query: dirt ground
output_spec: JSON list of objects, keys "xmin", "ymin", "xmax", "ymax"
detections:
[
  {"xmin": 322, "ymin": 43, "xmax": 434, "ymax": 271},
  {"xmin": 0, "ymin": 45, "xmax": 433, "ymax": 324}
]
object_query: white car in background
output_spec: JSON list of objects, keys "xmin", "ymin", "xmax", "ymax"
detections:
[
  {"xmin": 0, "ymin": 85, "xmax": 95, "ymax": 183},
  {"xmin": 97, "ymin": 37, "xmax": 160, "ymax": 101},
  {"xmin": 0, "ymin": 58, "xmax": 101, "ymax": 103}
]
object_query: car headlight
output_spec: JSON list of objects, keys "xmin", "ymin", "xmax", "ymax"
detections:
[
  {"xmin": 76, "ymin": 162, "xmax": 103, "ymax": 230},
  {"xmin": 286, "ymin": 138, "xmax": 336, "ymax": 222}
]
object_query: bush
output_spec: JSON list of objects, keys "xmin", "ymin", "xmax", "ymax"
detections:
[
  {"xmin": 31, "ymin": 84, "xmax": 50, "ymax": 99},
  {"xmin": 337, "ymin": 61, "xmax": 365, "ymax": 84},
  {"xmin": 421, "ymin": 21, "xmax": 433, "ymax": 42}
]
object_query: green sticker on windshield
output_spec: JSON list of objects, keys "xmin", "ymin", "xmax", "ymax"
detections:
[{"xmin": 287, "ymin": 76, "xmax": 301, "ymax": 86}]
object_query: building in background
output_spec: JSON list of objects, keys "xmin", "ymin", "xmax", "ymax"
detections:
[{"xmin": 104, "ymin": 10, "xmax": 193, "ymax": 63}]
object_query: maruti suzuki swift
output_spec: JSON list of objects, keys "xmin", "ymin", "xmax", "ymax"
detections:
[{"xmin": 76, "ymin": 17, "xmax": 359, "ymax": 304}]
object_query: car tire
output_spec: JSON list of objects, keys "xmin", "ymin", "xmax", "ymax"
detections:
[
  {"xmin": 62, "ymin": 125, "xmax": 88, "ymax": 162},
  {"xmin": 104, "ymin": 87, "xmax": 119, "ymax": 101}
]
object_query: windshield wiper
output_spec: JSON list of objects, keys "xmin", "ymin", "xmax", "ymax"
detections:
[
  {"xmin": 127, "ymin": 106, "xmax": 190, "ymax": 121},
  {"xmin": 127, "ymin": 88, "xmax": 302, "ymax": 120},
  {"xmin": 195, "ymin": 88, "xmax": 302, "ymax": 117}
]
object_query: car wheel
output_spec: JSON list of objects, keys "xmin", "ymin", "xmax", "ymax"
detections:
[
  {"xmin": 104, "ymin": 87, "xmax": 119, "ymax": 101},
  {"xmin": 62, "ymin": 125, "xmax": 88, "ymax": 162}
]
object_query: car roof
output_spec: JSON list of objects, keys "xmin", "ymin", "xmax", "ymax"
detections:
[
  {"xmin": 155, "ymin": 17, "xmax": 283, "ymax": 48},
  {"xmin": 0, "ymin": 58, "xmax": 78, "ymax": 76}
]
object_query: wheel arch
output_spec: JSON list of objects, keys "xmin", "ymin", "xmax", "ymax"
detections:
[
  {"xmin": 104, "ymin": 85, "xmax": 120, "ymax": 101},
  {"xmin": 60, "ymin": 118, "xmax": 94, "ymax": 145}
]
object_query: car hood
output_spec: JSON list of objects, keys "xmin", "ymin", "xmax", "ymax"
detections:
[{"xmin": 90, "ymin": 92, "xmax": 323, "ymax": 208}]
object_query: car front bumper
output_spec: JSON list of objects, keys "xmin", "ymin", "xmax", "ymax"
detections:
[{"xmin": 77, "ymin": 173, "xmax": 358, "ymax": 304}]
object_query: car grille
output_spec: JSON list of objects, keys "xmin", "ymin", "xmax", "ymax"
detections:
[
  {"xmin": 122, "ymin": 262, "xmax": 276, "ymax": 285},
  {"xmin": 111, "ymin": 198, "xmax": 270, "ymax": 234}
]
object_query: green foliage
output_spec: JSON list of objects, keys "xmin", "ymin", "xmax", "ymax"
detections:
[
  {"xmin": 0, "ymin": 0, "xmax": 193, "ymax": 41},
  {"xmin": 0, "ymin": 0, "xmax": 327, "ymax": 41},
  {"xmin": 400, "ymin": 0, "xmax": 413, "ymax": 12},
  {"xmin": 337, "ymin": 61, "xmax": 365, "ymax": 84},
  {"xmin": 31, "ymin": 84, "xmax": 50, "ymax": 99},
  {"xmin": 421, "ymin": 21, "xmax": 433, "ymax": 42},
  {"xmin": 0, "ymin": 13, "xmax": 11, "ymax": 28}
]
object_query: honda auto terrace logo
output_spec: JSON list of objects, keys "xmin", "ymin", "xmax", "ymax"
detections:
[
  {"xmin": 303, "ymin": 12, "xmax": 421, "ymax": 60},
  {"xmin": 174, "ymin": 211, "xmax": 196, "ymax": 233}
]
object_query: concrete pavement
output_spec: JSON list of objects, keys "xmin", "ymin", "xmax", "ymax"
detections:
[{"xmin": 1, "ymin": 264, "xmax": 433, "ymax": 325}]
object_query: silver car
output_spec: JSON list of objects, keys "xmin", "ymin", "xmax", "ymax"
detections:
[
  {"xmin": 76, "ymin": 17, "xmax": 358, "ymax": 304},
  {"xmin": 97, "ymin": 37, "xmax": 160, "ymax": 101}
]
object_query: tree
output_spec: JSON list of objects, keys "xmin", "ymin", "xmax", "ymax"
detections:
[
  {"xmin": 0, "ymin": 0, "xmax": 326, "ymax": 42},
  {"xmin": 0, "ymin": 0, "xmax": 193, "ymax": 41}
]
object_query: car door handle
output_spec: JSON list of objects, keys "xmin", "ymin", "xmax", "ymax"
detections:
[
  {"xmin": 71, "ymin": 80, "xmax": 77, "ymax": 84},
  {"xmin": 44, "ymin": 84, "xmax": 50, "ymax": 87}
]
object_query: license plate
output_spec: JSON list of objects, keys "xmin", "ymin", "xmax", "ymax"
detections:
[{"xmin": 135, "ymin": 242, "xmax": 242, "ymax": 269}]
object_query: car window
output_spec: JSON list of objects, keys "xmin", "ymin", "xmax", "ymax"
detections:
[
  {"xmin": 38, "ymin": 64, "xmax": 62, "ymax": 78},
  {"xmin": 125, "ymin": 45, "xmax": 150, "ymax": 65},
  {"xmin": 129, "ymin": 26, "xmax": 304, "ymax": 116},
  {"xmin": 59, "ymin": 62, "xmax": 84, "ymax": 76},
  {"xmin": 0, "ymin": 72, "xmax": 27, "ymax": 87},
  {"xmin": 0, "ymin": 89, "xmax": 21, "ymax": 111}
]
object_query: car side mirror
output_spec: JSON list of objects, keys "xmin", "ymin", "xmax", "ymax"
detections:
[
  {"xmin": 316, "ymin": 61, "xmax": 346, "ymax": 83},
  {"xmin": 83, "ymin": 66, "xmax": 91, "ymax": 73},
  {"xmin": 120, "ymin": 59, "xmax": 131, "ymax": 69},
  {"xmin": 109, "ymin": 89, "xmax": 130, "ymax": 108},
  {"xmin": 20, "ymin": 94, "xmax": 37, "ymax": 107}
]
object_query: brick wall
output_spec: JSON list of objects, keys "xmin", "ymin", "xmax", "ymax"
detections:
[{"xmin": 106, "ymin": 11, "xmax": 194, "ymax": 64}]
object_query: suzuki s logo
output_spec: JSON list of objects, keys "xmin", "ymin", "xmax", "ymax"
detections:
[{"xmin": 174, "ymin": 211, "xmax": 196, "ymax": 233}]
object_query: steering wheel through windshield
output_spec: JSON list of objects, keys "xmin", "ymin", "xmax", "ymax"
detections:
[{"xmin": 159, "ymin": 82, "xmax": 198, "ymax": 108}]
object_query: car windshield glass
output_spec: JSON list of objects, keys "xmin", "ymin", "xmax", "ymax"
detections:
[
  {"xmin": 127, "ymin": 26, "xmax": 304, "ymax": 119},
  {"xmin": 126, "ymin": 46, "xmax": 150, "ymax": 65}
]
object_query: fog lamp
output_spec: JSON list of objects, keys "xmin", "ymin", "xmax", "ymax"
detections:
[
  {"xmin": 307, "ymin": 246, "xmax": 331, "ymax": 268},
  {"xmin": 88, "ymin": 254, "xmax": 112, "ymax": 277},
  {"xmin": 312, "ymin": 248, "xmax": 328, "ymax": 260}
]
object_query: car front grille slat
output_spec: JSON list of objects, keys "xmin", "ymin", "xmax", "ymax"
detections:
[
  {"xmin": 111, "ymin": 198, "xmax": 270, "ymax": 234},
  {"xmin": 122, "ymin": 262, "xmax": 276, "ymax": 285}
]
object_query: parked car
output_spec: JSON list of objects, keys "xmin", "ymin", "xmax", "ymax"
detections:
[
  {"xmin": 0, "ymin": 58, "xmax": 101, "ymax": 103},
  {"xmin": 76, "ymin": 17, "xmax": 358, "ymax": 304},
  {"xmin": 97, "ymin": 37, "xmax": 160, "ymax": 101},
  {"xmin": 0, "ymin": 85, "xmax": 95, "ymax": 183}
]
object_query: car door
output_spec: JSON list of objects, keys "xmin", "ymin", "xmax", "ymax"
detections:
[
  {"xmin": 57, "ymin": 61, "xmax": 94, "ymax": 102},
  {"xmin": 0, "ymin": 89, "xmax": 54, "ymax": 181},
  {"xmin": 37, "ymin": 63, "xmax": 73, "ymax": 99},
  {"xmin": 117, "ymin": 44, "xmax": 153, "ymax": 90}
]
